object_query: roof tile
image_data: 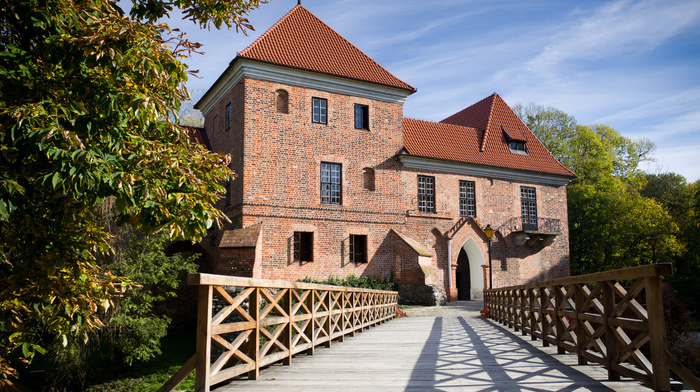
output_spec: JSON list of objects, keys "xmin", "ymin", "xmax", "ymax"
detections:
[
  {"xmin": 403, "ymin": 94, "xmax": 575, "ymax": 177},
  {"xmin": 238, "ymin": 6, "xmax": 415, "ymax": 92},
  {"xmin": 220, "ymin": 222, "xmax": 262, "ymax": 248}
]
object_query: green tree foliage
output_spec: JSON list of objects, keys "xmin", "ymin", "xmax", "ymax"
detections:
[
  {"xmin": 0, "ymin": 0, "xmax": 263, "ymax": 387},
  {"xmin": 514, "ymin": 104, "xmax": 678, "ymax": 275},
  {"xmin": 641, "ymin": 174, "xmax": 700, "ymax": 310},
  {"xmin": 29, "ymin": 230, "xmax": 199, "ymax": 391}
]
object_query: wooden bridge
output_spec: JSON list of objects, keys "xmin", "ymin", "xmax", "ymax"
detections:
[{"xmin": 160, "ymin": 265, "xmax": 700, "ymax": 392}]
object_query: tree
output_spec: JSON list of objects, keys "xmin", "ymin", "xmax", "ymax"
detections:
[
  {"xmin": 515, "ymin": 104, "xmax": 677, "ymax": 275},
  {"xmin": 0, "ymin": 0, "xmax": 263, "ymax": 387}
]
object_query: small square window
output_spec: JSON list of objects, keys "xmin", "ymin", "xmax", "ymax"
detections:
[
  {"xmin": 294, "ymin": 231, "xmax": 313, "ymax": 262},
  {"xmin": 312, "ymin": 97, "xmax": 327, "ymax": 124},
  {"xmin": 349, "ymin": 234, "xmax": 367, "ymax": 263},
  {"xmin": 354, "ymin": 104, "xmax": 369, "ymax": 130}
]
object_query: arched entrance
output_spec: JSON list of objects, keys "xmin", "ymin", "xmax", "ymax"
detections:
[{"xmin": 456, "ymin": 237, "xmax": 485, "ymax": 300}]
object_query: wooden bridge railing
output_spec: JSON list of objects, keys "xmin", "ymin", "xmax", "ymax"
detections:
[
  {"xmin": 484, "ymin": 263, "xmax": 700, "ymax": 392},
  {"xmin": 159, "ymin": 274, "xmax": 398, "ymax": 392}
]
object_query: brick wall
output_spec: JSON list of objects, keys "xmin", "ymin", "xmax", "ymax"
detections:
[{"xmin": 201, "ymin": 75, "xmax": 571, "ymax": 303}]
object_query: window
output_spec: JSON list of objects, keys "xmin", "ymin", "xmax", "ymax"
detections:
[
  {"xmin": 459, "ymin": 180, "xmax": 476, "ymax": 217},
  {"xmin": 509, "ymin": 141, "xmax": 527, "ymax": 152},
  {"xmin": 521, "ymin": 186, "xmax": 538, "ymax": 230},
  {"xmin": 312, "ymin": 97, "xmax": 327, "ymax": 124},
  {"xmin": 321, "ymin": 162, "xmax": 342, "ymax": 204},
  {"xmin": 276, "ymin": 89, "xmax": 288, "ymax": 114},
  {"xmin": 293, "ymin": 232, "xmax": 313, "ymax": 262},
  {"xmin": 363, "ymin": 167, "xmax": 375, "ymax": 191},
  {"xmin": 349, "ymin": 234, "xmax": 367, "ymax": 263},
  {"xmin": 225, "ymin": 103, "xmax": 231, "ymax": 130},
  {"xmin": 417, "ymin": 175, "xmax": 435, "ymax": 213},
  {"xmin": 354, "ymin": 104, "xmax": 369, "ymax": 130}
]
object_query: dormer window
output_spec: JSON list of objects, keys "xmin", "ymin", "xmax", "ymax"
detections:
[
  {"xmin": 509, "ymin": 141, "xmax": 527, "ymax": 153},
  {"xmin": 502, "ymin": 126, "xmax": 528, "ymax": 155}
]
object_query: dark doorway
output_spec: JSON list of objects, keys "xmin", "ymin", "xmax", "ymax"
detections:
[{"xmin": 456, "ymin": 248, "xmax": 471, "ymax": 300}]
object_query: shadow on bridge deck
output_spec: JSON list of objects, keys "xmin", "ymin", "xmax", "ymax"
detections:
[{"xmin": 211, "ymin": 303, "xmax": 651, "ymax": 392}]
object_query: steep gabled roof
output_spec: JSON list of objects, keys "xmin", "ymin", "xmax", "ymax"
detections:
[
  {"xmin": 238, "ymin": 5, "xmax": 415, "ymax": 92},
  {"xmin": 402, "ymin": 94, "xmax": 575, "ymax": 177}
]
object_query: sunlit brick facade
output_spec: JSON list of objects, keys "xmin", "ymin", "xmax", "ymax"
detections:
[{"xmin": 192, "ymin": 6, "xmax": 575, "ymax": 304}]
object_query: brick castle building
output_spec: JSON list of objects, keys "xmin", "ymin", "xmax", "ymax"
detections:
[{"xmin": 190, "ymin": 5, "xmax": 575, "ymax": 304}]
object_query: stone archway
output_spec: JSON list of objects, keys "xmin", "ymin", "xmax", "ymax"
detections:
[{"xmin": 457, "ymin": 237, "xmax": 485, "ymax": 300}]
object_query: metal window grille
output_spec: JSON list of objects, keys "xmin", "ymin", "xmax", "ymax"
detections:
[
  {"xmin": 293, "ymin": 231, "xmax": 313, "ymax": 262},
  {"xmin": 417, "ymin": 175, "xmax": 435, "ymax": 213},
  {"xmin": 349, "ymin": 234, "xmax": 367, "ymax": 263},
  {"xmin": 321, "ymin": 162, "xmax": 342, "ymax": 204},
  {"xmin": 312, "ymin": 97, "xmax": 327, "ymax": 124},
  {"xmin": 520, "ymin": 186, "xmax": 538, "ymax": 230},
  {"xmin": 459, "ymin": 180, "xmax": 476, "ymax": 217}
]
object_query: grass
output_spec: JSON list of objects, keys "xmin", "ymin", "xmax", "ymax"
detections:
[{"xmin": 85, "ymin": 331, "xmax": 196, "ymax": 392}]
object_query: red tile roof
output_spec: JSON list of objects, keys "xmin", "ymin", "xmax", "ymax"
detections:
[
  {"xmin": 403, "ymin": 94, "xmax": 575, "ymax": 177},
  {"xmin": 238, "ymin": 5, "xmax": 415, "ymax": 92},
  {"xmin": 220, "ymin": 223, "xmax": 262, "ymax": 248}
]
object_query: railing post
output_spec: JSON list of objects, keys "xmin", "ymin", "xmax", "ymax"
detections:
[
  {"xmin": 520, "ymin": 288, "xmax": 528, "ymax": 336},
  {"xmin": 284, "ymin": 288, "xmax": 293, "ymax": 366},
  {"xmin": 554, "ymin": 285, "xmax": 565, "ymax": 354},
  {"xmin": 305, "ymin": 289, "xmax": 315, "ymax": 355},
  {"xmin": 529, "ymin": 288, "xmax": 537, "ymax": 341},
  {"xmin": 194, "ymin": 285, "xmax": 213, "ymax": 392},
  {"xmin": 602, "ymin": 281, "xmax": 620, "ymax": 381},
  {"xmin": 247, "ymin": 287, "xmax": 260, "ymax": 380},
  {"xmin": 646, "ymin": 276, "xmax": 671, "ymax": 392},
  {"xmin": 324, "ymin": 289, "xmax": 332, "ymax": 348},
  {"xmin": 539, "ymin": 287, "xmax": 548, "ymax": 347},
  {"xmin": 575, "ymin": 284, "xmax": 587, "ymax": 365}
]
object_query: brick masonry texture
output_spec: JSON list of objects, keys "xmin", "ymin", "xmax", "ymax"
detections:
[{"xmin": 196, "ymin": 74, "xmax": 571, "ymax": 304}]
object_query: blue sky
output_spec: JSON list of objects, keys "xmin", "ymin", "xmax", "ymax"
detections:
[{"xmin": 171, "ymin": 0, "xmax": 700, "ymax": 182}]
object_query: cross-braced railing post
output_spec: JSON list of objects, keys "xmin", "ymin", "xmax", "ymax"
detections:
[
  {"xmin": 247, "ymin": 287, "xmax": 260, "ymax": 380},
  {"xmin": 194, "ymin": 285, "xmax": 213, "ymax": 392},
  {"xmin": 645, "ymin": 276, "xmax": 670, "ymax": 391}
]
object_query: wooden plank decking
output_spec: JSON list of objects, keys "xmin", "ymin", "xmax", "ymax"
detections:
[{"xmin": 210, "ymin": 303, "xmax": 653, "ymax": 392}]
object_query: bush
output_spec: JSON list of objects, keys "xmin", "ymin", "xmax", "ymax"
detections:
[{"xmin": 298, "ymin": 274, "xmax": 397, "ymax": 291}]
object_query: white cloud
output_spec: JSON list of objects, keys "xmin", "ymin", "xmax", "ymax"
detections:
[{"xmin": 526, "ymin": 0, "xmax": 700, "ymax": 75}]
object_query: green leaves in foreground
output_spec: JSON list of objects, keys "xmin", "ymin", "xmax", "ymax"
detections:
[{"xmin": 0, "ymin": 0, "xmax": 263, "ymax": 387}]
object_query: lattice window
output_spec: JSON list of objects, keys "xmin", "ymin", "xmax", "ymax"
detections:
[
  {"xmin": 312, "ymin": 97, "xmax": 327, "ymax": 124},
  {"xmin": 521, "ymin": 186, "xmax": 537, "ymax": 230},
  {"xmin": 459, "ymin": 180, "xmax": 476, "ymax": 217},
  {"xmin": 321, "ymin": 162, "xmax": 342, "ymax": 204},
  {"xmin": 418, "ymin": 175, "xmax": 435, "ymax": 213}
]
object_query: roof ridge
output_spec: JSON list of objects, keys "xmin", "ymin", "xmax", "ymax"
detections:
[
  {"xmin": 405, "ymin": 117, "xmax": 478, "ymax": 131},
  {"xmin": 480, "ymin": 93, "xmax": 499, "ymax": 153}
]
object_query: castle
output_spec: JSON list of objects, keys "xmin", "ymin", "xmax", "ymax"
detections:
[{"xmin": 190, "ymin": 5, "xmax": 575, "ymax": 304}]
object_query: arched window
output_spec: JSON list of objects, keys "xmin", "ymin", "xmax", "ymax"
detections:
[
  {"xmin": 363, "ymin": 167, "xmax": 375, "ymax": 191},
  {"xmin": 276, "ymin": 89, "xmax": 289, "ymax": 114}
]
